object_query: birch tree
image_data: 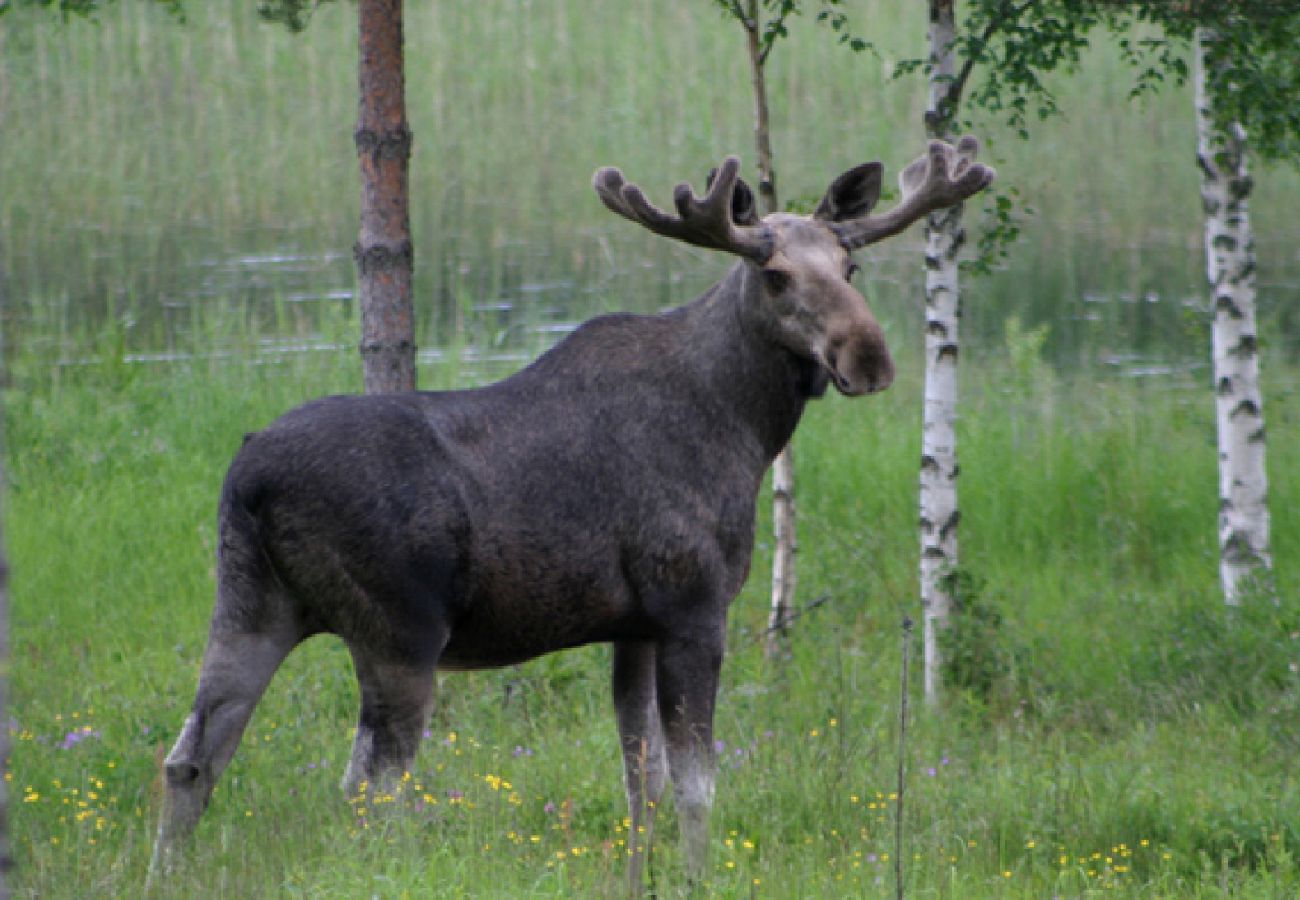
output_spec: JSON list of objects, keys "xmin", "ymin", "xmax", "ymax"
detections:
[
  {"xmin": 1107, "ymin": 1, "xmax": 1300, "ymax": 603},
  {"xmin": 1194, "ymin": 29, "xmax": 1269, "ymax": 604},
  {"xmin": 895, "ymin": 2, "xmax": 1111, "ymax": 701},
  {"xmin": 901, "ymin": 3, "xmax": 1297, "ymax": 674},
  {"xmin": 1092, "ymin": 3, "xmax": 1294, "ymax": 603},
  {"xmin": 726, "ymin": 0, "xmax": 797, "ymax": 660},
  {"xmin": 918, "ymin": 0, "xmax": 963, "ymax": 701},
  {"xmin": 715, "ymin": 0, "xmax": 865, "ymax": 659}
]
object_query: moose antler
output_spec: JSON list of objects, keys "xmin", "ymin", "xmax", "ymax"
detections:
[
  {"xmin": 831, "ymin": 136, "xmax": 996, "ymax": 250},
  {"xmin": 592, "ymin": 156, "xmax": 774, "ymax": 263}
]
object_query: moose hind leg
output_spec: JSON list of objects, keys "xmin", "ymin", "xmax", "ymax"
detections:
[
  {"xmin": 613, "ymin": 641, "xmax": 668, "ymax": 892},
  {"xmin": 151, "ymin": 625, "xmax": 296, "ymax": 875},
  {"xmin": 656, "ymin": 629, "xmax": 723, "ymax": 884},
  {"xmin": 341, "ymin": 648, "xmax": 438, "ymax": 798}
]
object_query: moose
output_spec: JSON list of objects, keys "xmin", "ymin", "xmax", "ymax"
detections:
[{"xmin": 150, "ymin": 138, "xmax": 993, "ymax": 888}]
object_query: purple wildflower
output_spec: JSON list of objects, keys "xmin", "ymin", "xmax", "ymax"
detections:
[{"xmin": 58, "ymin": 727, "xmax": 100, "ymax": 750}]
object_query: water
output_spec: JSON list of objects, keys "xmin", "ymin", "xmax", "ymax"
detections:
[
  {"xmin": 13, "ymin": 215, "xmax": 1299, "ymax": 384},
  {"xmin": 5, "ymin": 1, "xmax": 1299, "ymax": 383}
]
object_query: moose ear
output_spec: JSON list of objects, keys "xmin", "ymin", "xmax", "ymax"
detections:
[
  {"xmin": 707, "ymin": 165, "xmax": 762, "ymax": 226},
  {"xmin": 814, "ymin": 162, "xmax": 883, "ymax": 222}
]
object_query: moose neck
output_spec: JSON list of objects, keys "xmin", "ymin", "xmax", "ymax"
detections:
[{"xmin": 680, "ymin": 262, "xmax": 823, "ymax": 463}]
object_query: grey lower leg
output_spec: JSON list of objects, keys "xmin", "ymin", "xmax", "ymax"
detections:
[
  {"xmin": 150, "ymin": 628, "xmax": 294, "ymax": 877},
  {"xmin": 613, "ymin": 641, "xmax": 667, "ymax": 892},
  {"xmin": 341, "ymin": 652, "xmax": 437, "ymax": 798},
  {"xmin": 655, "ymin": 631, "xmax": 723, "ymax": 884}
]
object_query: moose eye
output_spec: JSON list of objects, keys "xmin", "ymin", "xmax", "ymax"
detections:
[
  {"xmin": 845, "ymin": 262, "xmax": 861, "ymax": 282},
  {"xmin": 762, "ymin": 269, "xmax": 791, "ymax": 293}
]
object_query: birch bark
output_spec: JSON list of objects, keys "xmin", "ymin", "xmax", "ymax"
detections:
[
  {"xmin": 920, "ymin": 0, "xmax": 963, "ymax": 701},
  {"xmin": 1194, "ymin": 28, "xmax": 1271, "ymax": 604},
  {"xmin": 738, "ymin": 2, "xmax": 798, "ymax": 659},
  {"xmin": 356, "ymin": 0, "xmax": 416, "ymax": 394}
]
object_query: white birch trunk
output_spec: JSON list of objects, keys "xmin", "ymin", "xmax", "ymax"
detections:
[
  {"xmin": 739, "ymin": 2, "xmax": 799, "ymax": 659},
  {"xmin": 768, "ymin": 449, "xmax": 797, "ymax": 655},
  {"xmin": 1194, "ymin": 29, "xmax": 1271, "ymax": 605},
  {"xmin": 920, "ymin": 0, "xmax": 962, "ymax": 701}
]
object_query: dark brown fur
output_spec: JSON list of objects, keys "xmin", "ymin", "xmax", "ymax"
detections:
[{"xmin": 150, "ymin": 143, "xmax": 994, "ymax": 890}]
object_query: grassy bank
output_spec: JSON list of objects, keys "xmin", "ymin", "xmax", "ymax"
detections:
[{"xmin": 5, "ymin": 316, "xmax": 1298, "ymax": 896}]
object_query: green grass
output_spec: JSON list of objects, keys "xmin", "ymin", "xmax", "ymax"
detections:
[
  {"xmin": 5, "ymin": 0, "xmax": 1300, "ymax": 895},
  {"xmin": 5, "ymin": 315, "xmax": 1298, "ymax": 896}
]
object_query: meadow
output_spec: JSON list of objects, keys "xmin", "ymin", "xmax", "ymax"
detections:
[
  {"xmin": 7, "ymin": 323, "xmax": 1299, "ymax": 897},
  {"xmin": 3, "ymin": 1, "xmax": 1300, "ymax": 897}
]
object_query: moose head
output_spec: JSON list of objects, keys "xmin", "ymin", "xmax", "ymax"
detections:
[{"xmin": 593, "ymin": 136, "xmax": 995, "ymax": 398}]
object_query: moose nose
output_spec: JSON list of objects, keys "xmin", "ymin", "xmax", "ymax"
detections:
[
  {"xmin": 826, "ymin": 337, "xmax": 894, "ymax": 396},
  {"xmin": 867, "ymin": 355, "xmax": 895, "ymax": 394}
]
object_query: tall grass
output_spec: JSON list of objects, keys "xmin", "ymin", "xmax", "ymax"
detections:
[{"xmin": 5, "ymin": 313, "xmax": 1298, "ymax": 896}]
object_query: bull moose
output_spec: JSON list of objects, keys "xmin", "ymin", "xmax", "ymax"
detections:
[{"xmin": 150, "ymin": 138, "xmax": 994, "ymax": 889}]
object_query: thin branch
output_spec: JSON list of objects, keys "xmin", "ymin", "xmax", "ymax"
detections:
[
  {"xmin": 724, "ymin": 0, "xmax": 752, "ymax": 30},
  {"xmin": 756, "ymin": 0, "xmax": 800, "ymax": 68},
  {"xmin": 749, "ymin": 593, "xmax": 833, "ymax": 645},
  {"xmin": 942, "ymin": 0, "xmax": 1042, "ymax": 126}
]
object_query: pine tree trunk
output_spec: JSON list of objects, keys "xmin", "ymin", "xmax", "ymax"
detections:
[
  {"xmin": 740, "ymin": 4, "xmax": 798, "ymax": 660},
  {"xmin": 1194, "ymin": 28, "xmax": 1271, "ymax": 604},
  {"xmin": 356, "ymin": 0, "xmax": 416, "ymax": 394},
  {"xmin": 920, "ymin": 0, "xmax": 963, "ymax": 701}
]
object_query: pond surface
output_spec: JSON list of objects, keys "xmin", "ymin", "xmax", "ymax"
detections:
[
  {"xmin": 13, "ymin": 213, "xmax": 1297, "ymax": 391},
  {"xmin": 4, "ymin": 2, "xmax": 1298, "ymax": 386}
]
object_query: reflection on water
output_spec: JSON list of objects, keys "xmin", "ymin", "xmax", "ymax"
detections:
[
  {"xmin": 11, "ymin": 219, "xmax": 1300, "ymax": 381},
  {"xmin": 1100, "ymin": 354, "xmax": 1207, "ymax": 380}
]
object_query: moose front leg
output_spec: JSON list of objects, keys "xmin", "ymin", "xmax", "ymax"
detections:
[
  {"xmin": 613, "ymin": 641, "xmax": 668, "ymax": 892},
  {"xmin": 655, "ymin": 627, "xmax": 724, "ymax": 884}
]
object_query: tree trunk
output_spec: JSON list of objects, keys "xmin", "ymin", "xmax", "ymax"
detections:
[
  {"xmin": 920, "ymin": 0, "xmax": 963, "ymax": 701},
  {"xmin": 0, "ymin": 475, "xmax": 9, "ymax": 896},
  {"xmin": 1194, "ymin": 28, "xmax": 1271, "ymax": 604},
  {"xmin": 740, "ymin": 3, "xmax": 798, "ymax": 660},
  {"xmin": 0, "ymin": 226, "xmax": 9, "ymax": 897},
  {"xmin": 356, "ymin": 0, "xmax": 416, "ymax": 394}
]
